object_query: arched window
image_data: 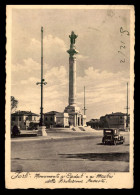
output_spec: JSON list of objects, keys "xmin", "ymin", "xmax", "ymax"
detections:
[{"xmin": 45, "ymin": 117, "xmax": 48, "ymax": 121}]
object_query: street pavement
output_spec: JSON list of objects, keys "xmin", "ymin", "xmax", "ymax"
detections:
[{"xmin": 11, "ymin": 130, "xmax": 129, "ymax": 172}]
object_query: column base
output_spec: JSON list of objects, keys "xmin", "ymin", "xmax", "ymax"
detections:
[
  {"xmin": 37, "ymin": 126, "xmax": 47, "ymax": 136},
  {"xmin": 64, "ymin": 105, "xmax": 81, "ymax": 113}
]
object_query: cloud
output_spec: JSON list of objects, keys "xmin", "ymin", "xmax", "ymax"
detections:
[
  {"xmin": 20, "ymin": 76, "xmax": 38, "ymax": 84},
  {"xmin": 12, "ymin": 58, "xmax": 44, "ymax": 73},
  {"xmin": 77, "ymin": 54, "xmax": 88, "ymax": 60},
  {"xmin": 12, "ymin": 65, "xmax": 68, "ymax": 114},
  {"xmin": 12, "ymin": 34, "xmax": 68, "ymax": 67},
  {"xmin": 12, "ymin": 33, "xmax": 90, "ymax": 75},
  {"xmin": 76, "ymin": 66, "xmax": 130, "ymax": 118},
  {"xmin": 29, "ymin": 35, "xmax": 67, "ymax": 57},
  {"xmin": 45, "ymin": 65, "xmax": 68, "ymax": 85}
]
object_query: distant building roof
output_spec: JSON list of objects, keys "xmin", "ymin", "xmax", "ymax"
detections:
[
  {"xmin": 87, "ymin": 119, "xmax": 100, "ymax": 123},
  {"xmin": 106, "ymin": 112, "xmax": 127, "ymax": 116},
  {"xmin": 100, "ymin": 115, "xmax": 106, "ymax": 119},
  {"xmin": 12, "ymin": 111, "xmax": 39, "ymax": 116},
  {"xmin": 91, "ymin": 119, "xmax": 99, "ymax": 121},
  {"xmin": 44, "ymin": 111, "xmax": 60, "ymax": 115}
]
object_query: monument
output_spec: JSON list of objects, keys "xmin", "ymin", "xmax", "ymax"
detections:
[{"xmin": 64, "ymin": 31, "xmax": 86, "ymax": 127}]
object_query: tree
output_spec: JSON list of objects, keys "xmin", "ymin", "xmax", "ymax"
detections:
[{"xmin": 11, "ymin": 96, "xmax": 18, "ymax": 113}]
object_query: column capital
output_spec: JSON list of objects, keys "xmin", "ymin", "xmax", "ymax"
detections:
[{"xmin": 67, "ymin": 48, "xmax": 79, "ymax": 57}]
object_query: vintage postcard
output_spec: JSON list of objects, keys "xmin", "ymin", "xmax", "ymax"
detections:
[{"xmin": 5, "ymin": 5, "xmax": 135, "ymax": 189}]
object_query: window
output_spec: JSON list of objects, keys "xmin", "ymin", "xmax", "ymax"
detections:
[
  {"xmin": 45, "ymin": 117, "xmax": 47, "ymax": 121},
  {"xmin": 26, "ymin": 117, "xmax": 29, "ymax": 120},
  {"xmin": 50, "ymin": 117, "xmax": 53, "ymax": 121},
  {"xmin": 19, "ymin": 117, "xmax": 21, "ymax": 121},
  {"xmin": 12, "ymin": 117, "xmax": 15, "ymax": 121}
]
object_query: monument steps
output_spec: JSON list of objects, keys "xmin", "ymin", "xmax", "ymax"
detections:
[
  {"xmin": 78, "ymin": 126, "xmax": 86, "ymax": 131},
  {"xmin": 46, "ymin": 128, "xmax": 73, "ymax": 133},
  {"xmin": 71, "ymin": 126, "xmax": 82, "ymax": 132},
  {"xmin": 82, "ymin": 126, "xmax": 96, "ymax": 132},
  {"xmin": 45, "ymin": 126, "xmax": 98, "ymax": 133},
  {"xmin": 71, "ymin": 126, "xmax": 88, "ymax": 132}
]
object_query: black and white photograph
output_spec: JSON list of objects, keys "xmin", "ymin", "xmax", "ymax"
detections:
[{"xmin": 5, "ymin": 5, "xmax": 134, "ymax": 189}]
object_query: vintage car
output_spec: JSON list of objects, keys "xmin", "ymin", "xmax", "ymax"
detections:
[{"xmin": 102, "ymin": 128, "xmax": 125, "ymax": 145}]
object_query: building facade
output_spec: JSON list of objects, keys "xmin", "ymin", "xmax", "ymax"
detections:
[
  {"xmin": 44, "ymin": 111, "xmax": 69, "ymax": 128},
  {"xmin": 11, "ymin": 111, "xmax": 40, "ymax": 130},
  {"xmin": 100, "ymin": 112, "xmax": 128, "ymax": 129},
  {"xmin": 87, "ymin": 112, "xmax": 130, "ymax": 130}
]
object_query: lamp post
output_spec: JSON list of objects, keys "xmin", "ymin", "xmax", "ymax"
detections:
[
  {"xmin": 36, "ymin": 27, "xmax": 47, "ymax": 126},
  {"xmin": 124, "ymin": 82, "xmax": 129, "ymax": 129},
  {"xmin": 36, "ymin": 27, "xmax": 47, "ymax": 136},
  {"xmin": 82, "ymin": 86, "xmax": 87, "ymax": 115}
]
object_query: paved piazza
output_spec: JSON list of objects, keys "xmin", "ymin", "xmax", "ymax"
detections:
[{"xmin": 11, "ymin": 130, "xmax": 129, "ymax": 172}]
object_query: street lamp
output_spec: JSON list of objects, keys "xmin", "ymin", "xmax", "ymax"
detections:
[{"xmin": 36, "ymin": 27, "xmax": 47, "ymax": 127}]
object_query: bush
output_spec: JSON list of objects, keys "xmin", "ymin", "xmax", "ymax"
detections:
[{"xmin": 12, "ymin": 125, "xmax": 20, "ymax": 136}]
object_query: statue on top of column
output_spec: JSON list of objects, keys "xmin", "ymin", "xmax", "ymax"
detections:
[{"xmin": 69, "ymin": 31, "xmax": 78, "ymax": 44}]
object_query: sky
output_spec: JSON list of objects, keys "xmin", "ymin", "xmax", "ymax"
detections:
[{"xmin": 11, "ymin": 7, "xmax": 130, "ymax": 121}]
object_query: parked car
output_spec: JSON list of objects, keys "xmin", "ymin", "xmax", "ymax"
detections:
[
  {"xmin": 28, "ymin": 122, "xmax": 39, "ymax": 130},
  {"xmin": 102, "ymin": 128, "xmax": 125, "ymax": 145}
]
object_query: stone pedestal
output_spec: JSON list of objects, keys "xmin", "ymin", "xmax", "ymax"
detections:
[
  {"xmin": 37, "ymin": 126, "xmax": 47, "ymax": 136},
  {"xmin": 64, "ymin": 105, "xmax": 84, "ymax": 127}
]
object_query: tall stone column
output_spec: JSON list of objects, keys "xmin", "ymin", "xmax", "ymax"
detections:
[
  {"xmin": 67, "ymin": 31, "xmax": 79, "ymax": 106},
  {"xmin": 69, "ymin": 56, "xmax": 76, "ymax": 106},
  {"xmin": 73, "ymin": 114, "xmax": 76, "ymax": 127},
  {"xmin": 79, "ymin": 115, "xmax": 81, "ymax": 126}
]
